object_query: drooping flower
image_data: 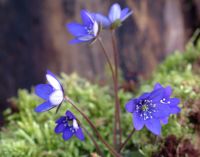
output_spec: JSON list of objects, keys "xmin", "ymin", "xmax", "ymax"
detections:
[
  {"xmin": 125, "ymin": 85, "xmax": 175, "ymax": 135},
  {"xmin": 91, "ymin": 3, "xmax": 132, "ymax": 29},
  {"xmin": 67, "ymin": 10, "xmax": 99, "ymax": 44},
  {"xmin": 55, "ymin": 110, "xmax": 84, "ymax": 141},
  {"xmin": 154, "ymin": 83, "xmax": 181, "ymax": 124},
  {"xmin": 34, "ymin": 70, "xmax": 64, "ymax": 112}
]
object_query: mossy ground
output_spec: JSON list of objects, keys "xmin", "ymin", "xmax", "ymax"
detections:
[{"xmin": 1, "ymin": 39, "xmax": 200, "ymax": 157}]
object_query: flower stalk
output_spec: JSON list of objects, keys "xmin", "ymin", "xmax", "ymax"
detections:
[
  {"xmin": 111, "ymin": 29, "xmax": 122, "ymax": 150},
  {"xmin": 119, "ymin": 129, "xmax": 135, "ymax": 152}
]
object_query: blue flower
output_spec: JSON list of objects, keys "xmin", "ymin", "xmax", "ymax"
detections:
[
  {"xmin": 67, "ymin": 10, "xmax": 99, "ymax": 44},
  {"xmin": 34, "ymin": 70, "xmax": 64, "ymax": 112},
  {"xmin": 55, "ymin": 110, "xmax": 84, "ymax": 141},
  {"xmin": 154, "ymin": 83, "xmax": 181, "ymax": 124},
  {"xmin": 91, "ymin": 3, "xmax": 132, "ymax": 29},
  {"xmin": 125, "ymin": 85, "xmax": 175, "ymax": 135}
]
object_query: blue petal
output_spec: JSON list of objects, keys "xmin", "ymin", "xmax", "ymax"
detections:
[
  {"xmin": 120, "ymin": 10, "xmax": 132, "ymax": 22},
  {"xmin": 55, "ymin": 116, "xmax": 65, "ymax": 124},
  {"xmin": 133, "ymin": 113, "xmax": 145, "ymax": 130},
  {"xmin": 35, "ymin": 84, "xmax": 53, "ymax": 100},
  {"xmin": 169, "ymin": 98, "xmax": 180, "ymax": 107},
  {"xmin": 66, "ymin": 110, "xmax": 76, "ymax": 119},
  {"xmin": 120, "ymin": 8, "xmax": 132, "ymax": 22},
  {"xmin": 145, "ymin": 118, "xmax": 161, "ymax": 135},
  {"xmin": 154, "ymin": 83, "xmax": 162, "ymax": 90},
  {"xmin": 153, "ymin": 104, "xmax": 171, "ymax": 118},
  {"xmin": 92, "ymin": 13, "xmax": 111, "ymax": 28},
  {"xmin": 125, "ymin": 99, "xmax": 136, "ymax": 113},
  {"xmin": 164, "ymin": 86, "xmax": 172, "ymax": 98},
  {"xmin": 34, "ymin": 101, "xmax": 55, "ymax": 112},
  {"xmin": 75, "ymin": 128, "xmax": 85, "ymax": 141},
  {"xmin": 67, "ymin": 23, "xmax": 87, "ymax": 36},
  {"xmin": 62, "ymin": 127, "xmax": 73, "ymax": 141},
  {"xmin": 81, "ymin": 10, "xmax": 94, "ymax": 26},
  {"xmin": 139, "ymin": 92, "xmax": 150, "ymax": 100},
  {"xmin": 148, "ymin": 88, "xmax": 164, "ymax": 102},
  {"xmin": 120, "ymin": 8, "xmax": 129, "ymax": 19},
  {"xmin": 69, "ymin": 38, "xmax": 84, "ymax": 44},
  {"xmin": 170, "ymin": 106, "xmax": 181, "ymax": 114},
  {"xmin": 55, "ymin": 123, "xmax": 65, "ymax": 134},
  {"xmin": 161, "ymin": 117, "xmax": 168, "ymax": 125},
  {"xmin": 108, "ymin": 3, "xmax": 121, "ymax": 22}
]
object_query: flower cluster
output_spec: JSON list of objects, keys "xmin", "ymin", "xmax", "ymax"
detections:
[
  {"xmin": 35, "ymin": 70, "xmax": 84, "ymax": 141},
  {"xmin": 33, "ymin": 2, "xmax": 182, "ymax": 154},
  {"xmin": 67, "ymin": 3, "xmax": 132, "ymax": 44},
  {"xmin": 125, "ymin": 83, "xmax": 180, "ymax": 135}
]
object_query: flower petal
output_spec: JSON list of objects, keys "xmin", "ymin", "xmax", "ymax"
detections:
[
  {"xmin": 66, "ymin": 110, "xmax": 76, "ymax": 119},
  {"xmin": 67, "ymin": 23, "xmax": 87, "ymax": 36},
  {"xmin": 139, "ymin": 92, "xmax": 150, "ymax": 100},
  {"xmin": 55, "ymin": 116, "xmax": 66, "ymax": 124},
  {"xmin": 81, "ymin": 10, "xmax": 94, "ymax": 26},
  {"xmin": 153, "ymin": 104, "xmax": 171, "ymax": 118},
  {"xmin": 133, "ymin": 113, "xmax": 145, "ymax": 130},
  {"xmin": 145, "ymin": 118, "xmax": 161, "ymax": 135},
  {"xmin": 164, "ymin": 86, "xmax": 172, "ymax": 98},
  {"xmin": 77, "ymin": 35, "xmax": 94, "ymax": 41},
  {"xmin": 169, "ymin": 98, "xmax": 180, "ymax": 107},
  {"xmin": 125, "ymin": 99, "xmax": 136, "ymax": 113},
  {"xmin": 92, "ymin": 13, "xmax": 111, "ymax": 28},
  {"xmin": 161, "ymin": 117, "xmax": 168, "ymax": 125},
  {"xmin": 55, "ymin": 123, "xmax": 65, "ymax": 134},
  {"xmin": 148, "ymin": 88, "xmax": 164, "ymax": 102},
  {"xmin": 93, "ymin": 21, "xmax": 99, "ymax": 36},
  {"xmin": 35, "ymin": 84, "xmax": 53, "ymax": 100},
  {"xmin": 154, "ymin": 83, "xmax": 162, "ymax": 90},
  {"xmin": 62, "ymin": 127, "xmax": 73, "ymax": 141},
  {"xmin": 108, "ymin": 3, "xmax": 121, "ymax": 22},
  {"xmin": 120, "ymin": 8, "xmax": 129, "ymax": 18},
  {"xmin": 49, "ymin": 90, "xmax": 64, "ymax": 105},
  {"xmin": 120, "ymin": 8, "xmax": 132, "ymax": 21},
  {"xmin": 68, "ymin": 38, "xmax": 83, "ymax": 44},
  {"xmin": 46, "ymin": 70, "xmax": 62, "ymax": 90},
  {"xmin": 34, "ymin": 101, "xmax": 55, "ymax": 112},
  {"xmin": 170, "ymin": 106, "xmax": 181, "ymax": 114},
  {"xmin": 75, "ymin": 128, "xmax": 85, "ymax": 141}
]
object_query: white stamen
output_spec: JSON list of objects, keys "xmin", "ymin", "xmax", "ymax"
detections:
[{"xmin": 73, "ymin": 119, "xmax": 79, "ymax": 131}]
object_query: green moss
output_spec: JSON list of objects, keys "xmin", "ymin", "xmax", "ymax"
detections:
[{"xmin": 1, "ymin": 39, "xmax": 200, "ymax": 157}]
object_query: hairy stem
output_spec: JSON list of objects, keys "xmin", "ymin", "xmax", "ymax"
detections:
[
  {"xmin": 119, "ymin": 129, "xmax": 135, "ymax": 152},
  {"xmin": 97, "ymin": 37, "xmax": 115, "ymax": 84},
  {"xmin": 65, "ymin": 97, "xmax": 122, "ymax": 157},
  {"xmin": 111, "ymin": 29, "xmax": 122, "ymax": 150}
]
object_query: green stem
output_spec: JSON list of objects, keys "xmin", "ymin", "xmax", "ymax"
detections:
[{"xmin": 65, "ymin": 97, "xmax": 122, "ymax": 157}]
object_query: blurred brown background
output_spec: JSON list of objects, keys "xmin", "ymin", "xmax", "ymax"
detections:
[{"xmin": 0, "ymin": 0, "xmax": 200, "ymax": 115}]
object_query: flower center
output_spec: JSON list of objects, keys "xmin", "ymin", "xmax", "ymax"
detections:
[
  {"xmin": 85, "ymin": 25, "xmax": 93, "ymax": 35},
  {"xmin": 65, "ymin": 117, "xmax": 78, "ymax": 133},
  {"xmin": 142, "ymin": 104, "xmax": 148, "ymax": 111},
  {"xmin": 136, "ymin": 99, "xmax": 156, "ymax": 120}
]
